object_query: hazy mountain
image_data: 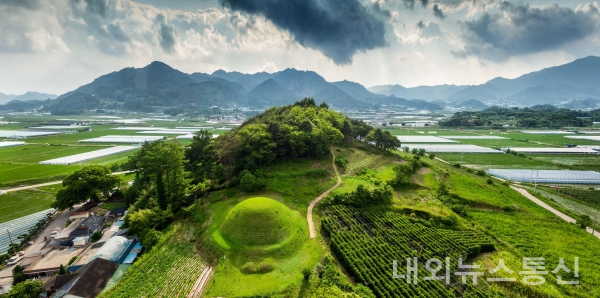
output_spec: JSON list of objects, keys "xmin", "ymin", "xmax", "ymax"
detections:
[
  {"xmin": 313, "ymin": 84, "xmax": 369, "ymax": 109},
  {"xmin": 272, "ymin": 68, "xmax": 331, "ymax": 98},
  {"xmin": 211, "ymin": 70, "xmax": 274, "ymax": 90},
  {"xmin": 331, "ymin": 80, "xmax": 386, "ymax": 103},
  {"xmin": 0, "ymin": 92, "xmax": 57, "ymax": 104},
  {"xmin": 370, "ymin": 56, "xmax": 600, "ymax": 106},
  {"xmin": 369, "ymin": 84, "xmax": 467, "ymax": 101},
  {"xmin": 246, "ymin": 79, "xmax": 295, "ymax": 106},
  {"xmin": 454, "ymin": 99, "xmax": 488, "ymax": 110},
  {"xmin": 561, "ymin": 98, "xmax": 600, "ymax": 109}
]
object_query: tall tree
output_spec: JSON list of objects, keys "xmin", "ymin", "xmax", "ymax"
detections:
[
  {"xmin": 185, "ymin": 130, "xmax": 217, "ymax": 181},
  {"xmin": 52, "ymin": 165, "xmax": 122, "ymax": 210},
  {"xmin": 128, "ymin": 140, "xmax": 190, "ymax": 210},
  {"xmin": 7, "ymin": 280, "xmax": 44, "ymax": 298}
]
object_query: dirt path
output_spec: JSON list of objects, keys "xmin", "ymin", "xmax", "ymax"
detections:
[
  {"xmin": 511, "ymin": 186, "xmax": 600, "ymax": 240},
  {"xmin": 0, "ymin": 171, "xmax": 133, "ymax": 193},
  {"xmin": 307, "ymin": 149, "xmax": 342, "ymax": 239},
  {"xmin": 187, "ymin": 266, "xmax": 213, "ymax": 298}
]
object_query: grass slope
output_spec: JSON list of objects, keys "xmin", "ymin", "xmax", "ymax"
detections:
[{"xmin": 220, "ymin": 197, "xmax": 297, "ymax": 247}]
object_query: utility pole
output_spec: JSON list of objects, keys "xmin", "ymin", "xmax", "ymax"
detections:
[{"xmin": 7, "ymin": 229, "xmax": 15, "ymax": 256}]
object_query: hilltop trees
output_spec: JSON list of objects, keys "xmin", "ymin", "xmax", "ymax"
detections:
[
  {"xmin": 217, "ymin": 98, "xmax": 347, "ymax": 177},
  {"xmin": 364, "ymin": 128, "xmax": 401, "ymax": 150},
  {"xmin": 127, "ymin": 140, "xmax": 190, "ymax": 210},
  {"xmin": 185, "ymin": 130, "xmax": 218, "ymax": 182},
  {"xmin": 52, "ymin": 165, "xmax": 122, "ymax": 210}
]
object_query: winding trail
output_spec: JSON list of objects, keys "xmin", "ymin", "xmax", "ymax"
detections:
[
  {"xmin": 308, "ymin": 148, "xmax": 342, "ymax": 239},
  {"xmin": 510, "ymin": 186, "xmax": 600, "ymax": 240}
]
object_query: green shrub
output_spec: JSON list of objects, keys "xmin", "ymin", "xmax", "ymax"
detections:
[
  {"xmin": 91, "ymin": 231, "xmax": 102, "ymax": 243},
  {"xmin": 67, "ymin": 256, "xmax": 78, "ymax": 266},
  {"xmin": 453, "ymin": 163, "xmax": 461, "ymax": 168},
  {"xmin": 428, "ymin": 154, "xmax": 436, "ymax": 159},
  {"xmin": 335, "ymin": 157, "xmax": 347, "ymax": 169},
  {"xmin": 476, "ymin": 170, "xmax": 486, "ymax": 176},
  {"xmin": 239, "ymin": 170, "xmax": 266, "ymax": 192},
  {"xmin": 240, "ymin": 259, "xmax": 276, "ymax": 274},
  {"xmin": 486, "ymin": 178, "xmax": 494, "ymax": 185}
]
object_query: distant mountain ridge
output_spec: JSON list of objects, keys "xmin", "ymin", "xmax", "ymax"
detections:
[
  {"xmin": 5, "ymin": 56, "xmax": 598, "ymax": 114},
  {"xmin": 41, "ymin": 62, "xmax": 443, "ymax": 114},
  {"xmin": 0, "ymin": 92, "xmax": 57, "ymax": 105},
  {"xmin": 369, "ymin": 56, "xmax": 600, "ymax": 106}
]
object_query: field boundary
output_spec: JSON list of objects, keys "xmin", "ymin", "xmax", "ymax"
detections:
[
  {"xmin": 307, "ymin": 148, "xmax": 342, "ymax": 239},
  {"xmin": 511, "ymin": 186, "xmax": 600, "ymax": 240}
]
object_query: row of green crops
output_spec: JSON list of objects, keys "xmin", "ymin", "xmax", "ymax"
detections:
[
  {"xmin": 100, "ymin": 241, "xmax": 206, "ymax": 298},
  {"xmin": 321, "ymin": 205, "xmax": 494, "ymax": 298}
]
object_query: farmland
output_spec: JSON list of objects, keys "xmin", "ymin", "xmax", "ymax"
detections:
[
  {"xmin": 322, "ymin": 205, "xmax": 494, "ymax": 297},
  {"xmin": 0, "ymin": 187, "xmax": 59, "ymax": 223},
  {"xmin": 100, "ymin": 239, "xmax": 208, "ymax": 297}
]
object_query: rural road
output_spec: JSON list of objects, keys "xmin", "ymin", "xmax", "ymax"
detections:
[
  {"xmin": 510, "ymin": 186, "xmax": 600, "ymax": 240},
  {"xmin": 307, "ymin": 149, "xmax": 342, "ymax": 239},
  {"xmin": 0, "ymin": 171, "xmax": 133, "ymax": 193}
]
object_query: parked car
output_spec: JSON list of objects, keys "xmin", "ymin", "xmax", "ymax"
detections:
[
  {"xmin": 50, "ymin": 231, "xmax": 58, "ymax": 238},
  {"xmin": 7, "ymin": 254, "xmax": 23, "ymax": 266}
]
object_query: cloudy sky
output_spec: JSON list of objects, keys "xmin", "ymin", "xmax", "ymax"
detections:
[{"xmin": 1, "ymin": 0, "xmax": 599, "ymax": 95}]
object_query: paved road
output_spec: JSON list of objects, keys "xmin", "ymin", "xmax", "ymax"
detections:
[
  {"xmin": 0, "ymin": 171, "xmax": 133, "ymax": 193},
  {"xmin": 307, "ymin": 149, "xmax": 342, "ymax": 239},
  {"xmin": 511, "ymin": 186, "xmax": 600, "ymax": 240}
]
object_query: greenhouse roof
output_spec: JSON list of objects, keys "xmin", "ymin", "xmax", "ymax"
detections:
[{"xmin": 488, "ymin": 169, "xmax": 600, "ymax": 184}]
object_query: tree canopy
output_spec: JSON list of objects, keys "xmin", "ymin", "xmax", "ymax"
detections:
[
  {"xmin": 127, "ymin": 140, "xmax": 190, "ymax": 210},
  {"xmin": 52, "ymin": 165, "xmax": 122, "ymax": 210}
]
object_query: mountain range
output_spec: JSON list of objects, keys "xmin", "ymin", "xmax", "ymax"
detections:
[
  {"xmin": 370, "ymin": 56, "xmax": 600, "ymax": 106},
  {"xmin": 2, "ymin": 56, "xmax": 599, "ymax": 114},
  {"xmin": 42, "ymin": 61, "xmax": 441, "ymax": 114},
  {"xmin": 0, "ymin": 92, "xmax": 57, "ymax": 105}
]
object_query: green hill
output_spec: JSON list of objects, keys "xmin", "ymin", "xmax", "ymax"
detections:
[{"xmin": 220, "ymin": 197, "xmax": 296, "ymax": 247}]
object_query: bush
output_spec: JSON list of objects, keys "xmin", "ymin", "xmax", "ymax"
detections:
[
  {"xmin": 486, "ymin": 178, "xmax": 494, "ymax": 185},
  {"xmin": 239, "ymin": 170, "xmax": 266, "ymax": 192},
  {"xmin": 303, "ymin": 268, "xmax": 312, "ymax": 280},
  {"xmin": 68, "ymin": 256, "xmax": 78, "ymax": 266},
  {"xmin": 335, "ymin": 157, "xmax": 347, "ymax": 169},
  {"xmin": 240, "ymin": 259, "xmax": 276, "ymax": 274},
  {"xmin": 141, "ymin": 229, "xmax": 161, "ymax": 251},
  {"xmin": 428, "ymin": 153, "xmax": 436, "ymax": 159},
  {"xmin": 476, "ymin": 170, "xmax": 486, "ymax": 176},
  {"xmin": 91, "ymin": 231, "xmax": 102, "ymax": 242},
  {"xmin": 453, "ymin": 163, "xmax": 461, "ymax": 168}
]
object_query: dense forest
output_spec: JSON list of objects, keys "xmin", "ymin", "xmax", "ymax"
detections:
[{"xmin": 440, "ymin": 106, "xmax": 600, "ymax": 128}]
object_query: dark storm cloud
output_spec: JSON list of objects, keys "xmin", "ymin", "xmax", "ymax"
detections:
[
  {"xmin": 454, "ymin": 2, "xmax": 600, "ymax": 60},
  {"xmin": 372, "ymin": 2, "xmax": 392, "ymax": 18},
  {"xmin": 400, "ymin": 0, "xmax": 429, "ymax": 9},
  {"xmin": 417, "ymin": 20, "xmax": 425, "ymax": 29},
  {"xmin": 159, "ymin": 22, "xmax": 178, "ymax": 53},
  {"xmin": 432, "ymin": 4, "xmax": 445, "ymax": 18},
  {"xmin": 84, "ymin": 0, "xmax": 108, "ymax": 17},
  {"xmin": 219, "ymin": 0, "xmax": 387, "ymax": 64}
]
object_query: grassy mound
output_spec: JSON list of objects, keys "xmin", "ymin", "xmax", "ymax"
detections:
[{"xmin": 220, "ymin": 197, "xmax": 296, "ymax": 247}]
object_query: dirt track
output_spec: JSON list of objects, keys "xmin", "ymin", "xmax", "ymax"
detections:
[
  {"xmin": 307, "ymin": 149, "xmax": 342, "ymax": 239},
  {"xmin": 511, "ymin": 186, "xmax": 600, "ymax": 240}
]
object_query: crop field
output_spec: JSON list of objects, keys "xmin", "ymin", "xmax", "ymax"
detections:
[
  {"xmin": 0, "ymin": 188, "xmax": 57, "ymax": 223},
  {"xmin": 0, "ymin": 144, "xmax": 108, "ymax": 163},
  {"xmin": 100, "ymin": 241, "xmax": 207, "ymax": 298},
  {"xmin": 322, "ymin": 205, "xmax": 494, "ymax": 297},
  {"xmin": 0, "ymin": 150, "xmax": 132, "ymax": 187},
  {"xmin": 521, "ymin": 185, "xmax": 600, "ymax": 228}
]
